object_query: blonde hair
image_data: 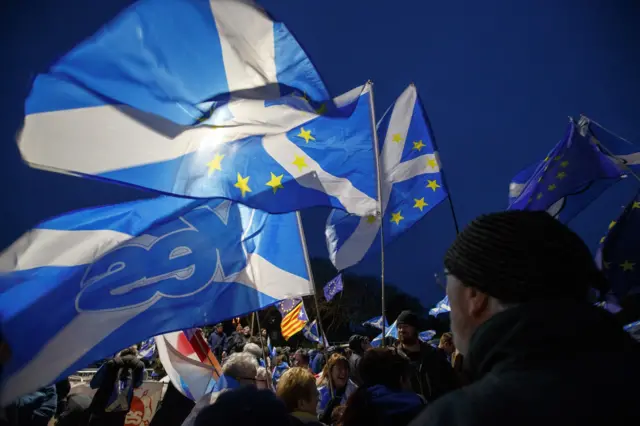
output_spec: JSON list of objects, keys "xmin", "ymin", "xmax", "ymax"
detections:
[
  {"xmin": 276, "ymin": 367, "xmax": 317, "ymax": 412},
  {"xmin": 439, "ymin": 332, "xmax": 453, "ymax": 348},
  {"xmin": 317, "ymin": 353, "xmax": 349, "ymax": 386}
]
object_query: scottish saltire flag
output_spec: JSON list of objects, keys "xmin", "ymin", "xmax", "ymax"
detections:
[
  {"xmin": 419, "ymin": 330, "xmax": 436, "ymax": 342},
  {"xmin": 277, "ymin": 299, "xmax": 309, "ymax": 340},
  {"xmin": 326, "ymin": 84, "xmax": 448, "ymax": 270},
  {"xmin": 18, "ymin": 1, "xmax": 378, "ymax": 217},
  {"xmin": 302, "ymin": 320, "xmax": 329, "ymax": 346},
  {"xmin": 624, "ymin": 320, "xmax": 640, "ymax": 342},
  {"xmin": 138, "ymin": 338, "xmax": 156, "ymax": 361},
  {"xmin": 0, "ymin": 197, "xmax": 311, "ymax": 404},
  {"xmin": 323, "ymin": 274, "xmax": 343, "ymax": 301},
  {"xmin": 508, "ymin": 120, "xmax": 624, "ymax": 223},
  {"xmin": 596, "ymin": 191, "xmax": 640, "ymax": 300},
  {"xmin": 155, "ymin": 330, "xmax": 221, "ymax": 401},
  {"xmin": 429, "ymin": 296, "xmax": 451, "ymax": 316},
  {"xmin": 371, "ymin": 320, "xmax": 398, "ymax": 347},
  {"xmin": 579, "ymin": 116, "xmax": 640, "ymax": 172},
  {"xmin": 362, "ymin": 315, "xmax": 388, "ymax": 330}
]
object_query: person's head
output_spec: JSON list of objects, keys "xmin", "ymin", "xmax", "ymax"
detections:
[
  {"xmin": 236, "ymin": 324, "xmax": 243, "ymax": 333},
  {"xmin": 293, "ymin": 349, "xmax": 310, "ymax": 368},
  {"xmin": 255, "ymin": 367, "xmax": 271, "ymax": 390},
  {"xmin": 243, "ymin": 342, "xmax": 263, "ymax": 361},
  {"xmin": 243, "ymin": 326, "xmax": 251, "ymax": 336},
  {"xmin": 118, "ymin": 345, "xmax": 138, "ymax": 357},
  {"xmin": 331, "ymin": 405, "xmax": 346, "ymax": 426},
  {"xmin": 261, "ymin": 328, "xmax": 267, "ymax": 336},
  {"xmin": 348, "ymin": 335, "xmax": 371, "ymax": 355},
  {"xmin": 221, "ymin": 352, "xmax": 259, "ymax": 387},
  {"xmin": 359, "ymin": 347, "xmax": 412, "ymax": 391},
  {"xmin": 438, "ymin": 332, "xmax": 455, "ymax": 355},
  {"xmin": 396, "ymin": 311, "xmax": 420, "ymax": 346},
  {"xmin": 320, "ymin": 353, "xmax": 349, "ymax": 390},
  {"xmin": 444, "ymin": 210, "xmax": 606, "ymax": 356},
  {"xmin": 276, "ymin": 367, "xmax": 319, "ymax": 415},
  {"xmin": 195, "ymin": 387, "xmax": 289, "ymax": 426},
  {"xmin": 215, "ymin": 323, "xmax": 224, "ymax": 334}
]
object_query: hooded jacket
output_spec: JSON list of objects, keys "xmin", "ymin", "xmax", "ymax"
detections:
[
  {"xmin": 366, "ymin": 385, "xmax": 424, "ymax": 426},
  {"xmin": 409, "ymin": 301, "xmax": 640, "ymax": 426}
]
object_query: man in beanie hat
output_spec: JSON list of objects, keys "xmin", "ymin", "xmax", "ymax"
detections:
[
  {"xmin": 208, "ymin": 323, "xmax": 227, "ymax": 360},
  {"xmin": 396, "ymin": 310, "xmax": 459, "ymax": 402},
  {"xmin": 409, "ymin": 211, "xmax": 640, "ymax": 426}
]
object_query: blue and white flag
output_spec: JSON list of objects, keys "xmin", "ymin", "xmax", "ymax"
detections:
[
  {"xmin": 362, "ymin": 315, "xmax": 388, "ymax": 330},
  {"xmin": 418, "ymin": 330, "xmax": 436, "ymax": 342},
  {"xmin": 0, "ymin": 197, "xmax": 312, "ymax": 404},
  {"xmin": 302, "ymin": 320, "xmax": 328, "ymax": 346},
  {"xmin": 624, "ymin": 320, "xmax": 640, "ymax": 342},
  {"xmin": 138, "ymin": 338, "xmax": 156, "ymax": 361},
  {"xmin": 371, "ymin": 320, "xmax": 398, "ymax": 347},
  {"xmin": 429, "ymin": 296, "xmax": 450, "ymax": 316},
  {"xmin": 323, "ymin": 274, "xmax": 343, "ymax": 301},
  {"xmin": 18, "ymin": 0, "xmax": 378, "ymax": 217},
  {"xmin": 326, "ymin": 84, "xmax": 448, "ymax": 270}
]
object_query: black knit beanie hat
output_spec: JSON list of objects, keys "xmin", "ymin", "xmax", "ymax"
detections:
[
  {"xmin": 396, "ymin": 310, "xmax": 420, "ymax": 329},
  {"xmin": 444, "ymin": 210, "xmax": 608, "ymax": 304}
]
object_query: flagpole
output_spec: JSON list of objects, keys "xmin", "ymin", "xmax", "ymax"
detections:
[
  {"xmin": 368, "ymin": 81, "xmax": 387, "ymax": 346},
  {"xmin": 254, "ymin": 311, "xmax": 270, "ymax": 370},
  {"xmin": 295, "ymin": 211, "xmax": 333, "ymax": 395}
]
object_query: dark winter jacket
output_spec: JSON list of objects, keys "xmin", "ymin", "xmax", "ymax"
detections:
[
  {"xmin": 208, "ymin": 331, "xmax": 227, "ymax": 359},
  {"xmin": 396, "ymin": 342, "xmax": 458, "ymax": 403},
  {"xmin": 2, "ymin": 385, "xmax": 57, "ymax": 426},
  {"xmin": 409, "ymin": 301, "xmax": 640, "ymax": 426}
]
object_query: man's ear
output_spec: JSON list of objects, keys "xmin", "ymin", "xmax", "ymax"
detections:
[{"xmin": 467, "ymin": 285, "xmax": 489, "ymax": 317}]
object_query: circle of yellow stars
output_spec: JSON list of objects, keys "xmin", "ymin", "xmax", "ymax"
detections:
[
  {"xmin": 600, "ymin": 200, "xmax": 640, "ymax": 274},
  {"xmin": 528, "ymin": 154, "xmax": 569, "ymax": 204},
  {"xmin": 204, "ymin": 125, "xmax": 322, "ymax": 198}
]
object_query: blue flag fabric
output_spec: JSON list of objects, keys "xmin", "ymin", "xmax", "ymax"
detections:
[
  {"xmin": 596, "ymin": 191, "xmax": 640, "ymax": 301},
  {"xmin": 138, "ymin": 338, "xmax": 156, "ymax": 361},
  {"xmin": 0, "ymin": 197, "xmax": 311, "ymax": 404},
  {"xmin": 362, "ymin": 315, "xmax": 388, "ymax": 330},
  {"xmin": 429, "ymin": 296, "xmax": 451, "ymax": 316},
  {"xmin": 624, "ymin": 320, "xmax": 640, "ymax": 342},
  {"xmin": 323, "ymin": 274, "xmax": 343, "ymax": 301},
  {"xmin": 418, "ymin": 330, "xmax": 436, "ymax": 342},
  {"xmin": 508, "ymin": 120, "xmax": 625, "ymax": 223},
  {"xmin": 302, "ymin": 320, "xmax": 328, "ymax": 346},
  {"xmin": 580, "ymin": 116, "xmax": 640, "ymax": 173},
  {"xmin": 18, "ymin": 0, "xmax": 378, "ymax": 217},
  {"xmin": 326, "ymin": 85, "xmax": 448, "ymax": 270},
  {"xmin": 371, "ymin": 320, "xmax": 398, "ymax": 347}
]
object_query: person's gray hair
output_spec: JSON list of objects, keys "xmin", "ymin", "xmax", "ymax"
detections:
[
  {"xmin": 243, "ymin": 342, "xmax": 263, "ymax": 359},
  {"xmin": 221, "ymin": 352, "xmax": 258, "ymax": 380}
]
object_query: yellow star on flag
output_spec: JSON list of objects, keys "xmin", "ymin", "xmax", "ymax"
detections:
[
  {"xmin": 609, "ymin": 220, "xmax": 617, "ymax": 229},
  {"xmin": 426, "ymin": 157, "xmax": 438, "ymax": 169},
  {"xmin": 556, "ymin": 171, "xmax": 567, "ymax": 180},
  {"xmin": 554, "ymin": 155, "xmax": 563, "ymax": 161},
  {"xmin": 544, "ymin": 156, "xmax": 549, "ymax": 162},
  {"xmin": 548, "ymin": 184, "xmax": 557, "ymax": 191},
  {"xmin": 560, "ymin": 160, "xmax": 569, "ymax": 168},
  {"xmin": 426, "ymin": 180, "xmax": 440, "ymax": 192},
  {"xmin": 366, "ymin": 215, "xmax": 377, "ymax": 224},
  {"xmin": 412, "ymin": 140, "xmax": 426, "ymax": 151},
  {"xmin": 390, "ymin": 211, "xmax": 404, "ymax": 225},
  {"xmin": 620, "ymin": 260, "xmax": 635, "ymax": 272},
  {"xmin": 413, "ymin": 198, "xmax": 428, "ymax": 211},
  {"xmin": 234, "ymin": 173, "xmax": 252, "ymax": 198},
  {"xmin": 206, "ymin": 153, "xmax": 225, "ymax": 176},
  {"xmin": 633, "ymin": 201, "xmax": 640, "ymax": 209},
  {"xmin": 292, "ymin": 155, "xmax": 309, "ymax": 172},
  {"xmin": 603, "ymin": 261, "xmax": 611, "ymax": 269},
  {"xmin": 536, "ymin": 192, "xmax": 543, "ymax": 200},
  {"xmin": 297, "ymin": 127, "xmax": 315, "ymax": 143},
  {"xmin": 265, "ymin": 172, "xmax": 284, "ymax": 194},
  {"xmin": 392, "ymin": 133, "xmax": 403, "ymax": 143}
]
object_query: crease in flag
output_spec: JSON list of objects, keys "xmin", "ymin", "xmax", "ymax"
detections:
[
  {"xmin": 326, "ymin": 84, "xmax": 448, "ymax": 270},
  {"xmin": 0, "ymin": 197, "xmax": 312, "ymax": 404}
]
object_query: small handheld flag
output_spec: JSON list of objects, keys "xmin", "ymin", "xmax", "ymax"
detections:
[
  {"xmin": 302, "ymin": 320, "xmax": 328, "ymax": 346},
  {"xmin": 362, "ymin": 315, "xmax": 388, "ymax": 330},
  {"xmin": 371, "ymin": 320, "xmax": 398, "ymax": 347},
  {"xmin": 277, "ymin": 299, "xmax": 309, "ymax": 340},
  {"xmin": 323, "ymin": 274, "xmax": 343, "ymax": 301},
  {"xmin": 429, "ymin": 296, "xmax": 451, "ymax": 316}
]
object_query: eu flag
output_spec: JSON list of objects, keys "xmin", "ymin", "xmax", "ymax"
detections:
[
  {"xmin": 326, "ymin": 84, "xmax": 448, "ymax": 270},
  {"xmin": 508, "ymin": 119, "xmax": 625, "ymax": 223},
  {"xmin": 597, "ymin": 191, "xmax": 640, "ymax": 301},
  {"xmin": 323, "ymin": 274, "xmax": 343, "ymax": 301},
  {"xmin": 0, "ymin": 197, "xmax": 311, "ymax": 404},
  {"xmin": 18, "ymin": 0, "xmax": 378, "ymax": 217}
]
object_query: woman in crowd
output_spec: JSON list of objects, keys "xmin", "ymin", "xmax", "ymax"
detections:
[
  {"xmin": 271, "ymin": 353, "xmax": 290, "ymax": 387},
  {"xmin": 316, "ymin": 354, "xmax": 356, "ymax": 422},
  {"xmin": 276, "ymin": 367, "xmax": 324, "ymax": 426},
  {"xmin": 341, "ymin": 348, "xmax": 424, "ymax": 426}
]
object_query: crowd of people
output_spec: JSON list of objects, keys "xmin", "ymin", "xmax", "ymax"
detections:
[{"xmin": 3, "ymin": 211, "xmax": 640, "ymax": 426}]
